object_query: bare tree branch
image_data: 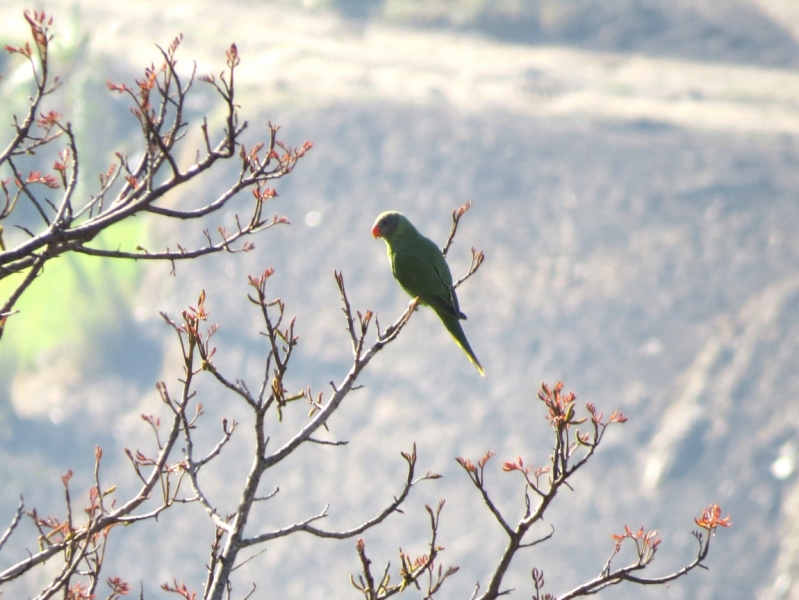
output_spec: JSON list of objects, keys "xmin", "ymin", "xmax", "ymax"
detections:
[
  {"xmin": 0, "ymin": 498, "xmax": 24, "ymax": 554},
  {"xmin": 0, "ymin": 15, "xmax": 311, "ymax": 334}
]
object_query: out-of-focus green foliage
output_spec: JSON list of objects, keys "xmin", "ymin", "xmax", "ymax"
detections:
[
  {"xmin": 0, "ymin": 221, "xmax": 142, "ymax": 367},
  {"xmin": 0, "ymin": 11, "xmax": 146, "ymax": 370}
]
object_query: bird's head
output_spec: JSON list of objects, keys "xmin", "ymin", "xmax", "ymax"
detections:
[{"xmin": 371, "ymin": 211, "xmax": 402, "ymax": 240}]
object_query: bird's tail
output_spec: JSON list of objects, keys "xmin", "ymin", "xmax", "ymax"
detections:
[{"xmin": 437, "ymin": 310, "xmax": 485, "ymax": 377}]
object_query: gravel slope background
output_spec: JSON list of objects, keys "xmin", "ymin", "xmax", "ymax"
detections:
[{"xmin": 1, "ymin": 1, "xmax": 798, "ymax": 599}]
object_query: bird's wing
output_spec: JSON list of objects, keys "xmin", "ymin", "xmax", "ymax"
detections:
[{"xmin": 391, "ymin": 243, "xmax": 463, "ymax": 320}]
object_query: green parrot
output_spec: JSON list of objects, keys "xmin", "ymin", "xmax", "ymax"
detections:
[{"xmin": 371, "ymin": 211, "xmax": 484, "ymax": 376}]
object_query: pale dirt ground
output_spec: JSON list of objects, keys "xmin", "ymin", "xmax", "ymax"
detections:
[
  {"xmin": 3, "ymin": 0, "xmax": 799, "ymax": 134},
  {"xmin": 2, "ymin": 1, "xmax": 799, "ymax": 599}
]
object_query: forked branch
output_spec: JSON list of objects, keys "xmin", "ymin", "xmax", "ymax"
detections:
[{"xmin": 0, "ymin": 12, "xmax": 311, "ymax": 337}]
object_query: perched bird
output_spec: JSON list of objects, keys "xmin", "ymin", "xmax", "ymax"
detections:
[{"xmin": 372, "ymin": 210, "xmax": 484, "ymax": 376}]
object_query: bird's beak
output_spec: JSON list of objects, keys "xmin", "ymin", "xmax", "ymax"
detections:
[{"xmin": 371, "ymin": 224, "xmax": 381, "ymax": 238}]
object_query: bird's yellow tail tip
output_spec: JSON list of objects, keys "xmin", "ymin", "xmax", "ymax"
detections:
[{"xmin": 473, "ymin": 359, "xmax": 485, "ymax": 377}]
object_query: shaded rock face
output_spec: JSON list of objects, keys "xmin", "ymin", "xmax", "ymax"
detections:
[{"xmin": 467, "ymin": 0, "xmax": 799, "ymax": 68}]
